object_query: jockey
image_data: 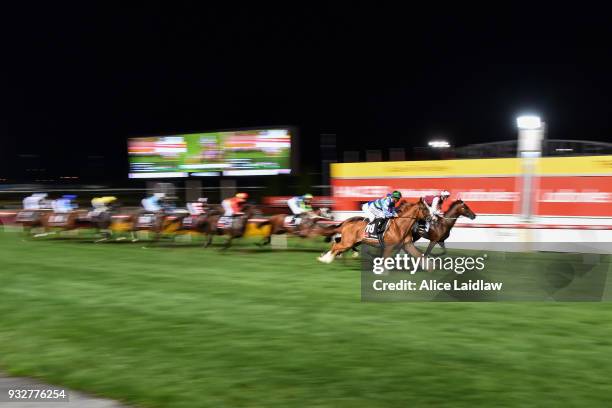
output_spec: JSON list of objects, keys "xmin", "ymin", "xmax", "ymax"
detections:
[
  {"xmin": 187, "ymin": 198, "xmax": 208, "ymax": 216},
  {"xmin": 23, "ymin": 193, "xmax": 48, "ymax": 210},
  {"xmin": 362, "ymin": 190, "xmax": 402, "ymax": 233},
  {"xmin": 89, "ymin": 196, "xmax": 117, "ymax": 225},
  {"xmin": 222, "ymin": 192, "xmax": 248, "ymax": 217},
  {"xmin": 141, "ymin": 193, "xmax": 165, "ymax": 213},
  {"xmin": 220, "ymin": 193, "xmax": 248, "ymax": 228},
  {"xmin": 287, "ymin": 193, "xmax": 314, "ymax": 224},
  {"xmin": 91, "ymin": 196, "xmax": 117, "ymax": 216},
  {"xmin": 422, "ymin": 190, "xmax": 450, "ymax": 229},
  {"xmin": 52, "ymin": 195, "xmax": 77, "ymax": 213}
]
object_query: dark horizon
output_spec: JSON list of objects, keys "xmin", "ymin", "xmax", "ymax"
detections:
[{"xmin": 2, "ymin": 5, "xmax": 612, "ymax": 182}]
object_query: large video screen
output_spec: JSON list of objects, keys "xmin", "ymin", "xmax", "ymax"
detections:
[{"xmin": 128, "ymin": 128, "xmax": 292, "ymax": 178}]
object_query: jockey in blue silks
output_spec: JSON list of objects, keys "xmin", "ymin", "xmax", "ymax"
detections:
[{"xmin": 362, "ymin": 190, "xmax": 402, "ymax": 233}]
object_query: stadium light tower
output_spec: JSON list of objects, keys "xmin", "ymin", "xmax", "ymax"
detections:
[
  {"xmin": 428, "ymin": 140, "xmax": 450, "ymax": 148},
  {"xmin": 516, "ymin": 114, "xmax": 545, "ymax": 157},
  {"xmin": 516, "ymin": 114, "xmax": 545, "ymax": 223},
  {"xmin": 516, "ymin": 115, "xmax": 542, "ymax": 130}
]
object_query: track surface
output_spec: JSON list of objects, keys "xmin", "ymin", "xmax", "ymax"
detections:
[{"xmin": 2, "ymin": 231, "xmax": 612, "ymax": 407}]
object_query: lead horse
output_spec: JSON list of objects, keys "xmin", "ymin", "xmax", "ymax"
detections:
[
  {"xmin": 413, "ymin": 199, "xmax": 476, "ymax": 256},
  {"xmin": 317, "ymin": 198, "xmax": 430, "ymax": 264}
]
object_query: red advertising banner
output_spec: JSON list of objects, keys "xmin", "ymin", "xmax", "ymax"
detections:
[
  {"xmin": 331, "ymin": 177, "xmax": 520, "ymax": 214},
  {"xmin": 534, "ymin": 176, "xmax": 612, "ymax": 217}
]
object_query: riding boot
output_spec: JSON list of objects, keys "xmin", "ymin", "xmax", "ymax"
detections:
[
  {"xmin": 376, "ymin": 218, "xmax": 386, "ymax": 235},
  {"xmin": 376, "ymin": 219, "xmax": 386, "ymax": 249}
]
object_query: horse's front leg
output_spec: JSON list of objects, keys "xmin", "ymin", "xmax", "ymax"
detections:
[
  {"xmin": 203, "ymin": 230, "xmax": 213, "ymax": 248},
  {"xmin": 403, "ymin": 241, "xmax": 424, "ymax": 258},
  {"xmin": 438, "ymin": 241, "xmax": 447, "ymax": 256},
  {"xmin": 258, "ymin": 234, "xmax": 271, "ymax": 246},
  {"xmin": 222, "ymin": 235, "xmax": 233, "ymax": 250},
  {"xmin": 381, "ymin": 244, "xmax": 396, "ymax": 259},
  {"xmin": 403, "ymin": 241, "xmax": 430, "ymax": 272},
  {"xmin": 424, "ymin": 240, "xmax": 437, "ymax": 256}
]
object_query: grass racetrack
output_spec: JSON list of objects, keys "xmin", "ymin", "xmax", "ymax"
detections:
[{"xmin": 2, "ymin": 231, "xmax": 612, "ymax": 407}]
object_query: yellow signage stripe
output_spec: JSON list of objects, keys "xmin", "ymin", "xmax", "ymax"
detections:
[
  {"xmin": 536, "ymin": 155, "xmax": 612, "ymax": 175},
  {"xmin": 331, "ymin": 158, "xmax": 522, "ymax": 178}
]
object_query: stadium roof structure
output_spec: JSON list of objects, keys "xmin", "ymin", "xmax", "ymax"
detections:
[{"xmin": 454, "ymin": 139, "xmax": 612, "ymax": 159}]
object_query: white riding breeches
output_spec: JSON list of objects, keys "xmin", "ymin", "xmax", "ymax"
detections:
[
  {"xmin": 362, "ymin": 203, "xmax": 385, "ymax": 221},
  {"xmin": 222, "ymin": 200, "xmax": 234, "ymax": 216},
  {"xmin": 287, "ymin": 198, "xmax": 307, "ymax": 215}
]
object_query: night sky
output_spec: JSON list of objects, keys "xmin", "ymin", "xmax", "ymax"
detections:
[{"xmin": 2, "ymin": 4, "xmax": 612, "ymax": 181}]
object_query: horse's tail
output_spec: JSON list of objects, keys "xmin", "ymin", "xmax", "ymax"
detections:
[
  {"xmin": 343, "ymin": 216, "xmax": 367, "ymax": 223},
  {"xmin": 253, "ymin": 217, "xmax": 272, "ymax": 227},
  {"xmin": 320, "ymin": 216, "xmax": 365, "ymax": 241}
]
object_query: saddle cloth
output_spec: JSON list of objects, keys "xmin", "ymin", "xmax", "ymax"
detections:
[
  {"xmin": 218, "ymin": 216, "xmax": 245, "ymax": 229},
  {"xmin": 137, "ymin": 213, "xmax": 156, "ymax": 228},
  {"xmin": 47, "ymin": 213, "xmax": 71, "ymax": 226},
  {"xmin": 182, "ymin": 215, "xmax": 198, "ymax": 228},
  {"xmin": 284, "ymin": 215, "xmax": 301, "ymax": 228},
  {"xmin": 364, "ymin": 219, "xmax": 389, "ymax": 240},
  {"xmin": 16, "ymin": 211, "xmax": 40, "ymax": 223}
]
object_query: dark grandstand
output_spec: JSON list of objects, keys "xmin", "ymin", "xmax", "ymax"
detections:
[{"xmin": 454, "ymin": 139, "xmax": 612, "ymax": 159}]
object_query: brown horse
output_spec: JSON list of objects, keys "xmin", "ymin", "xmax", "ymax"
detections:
[
  {"xmin": 34, "ymin": 210, "xmax": 98, "ymax": 238},
  {"xmin": 152, "ymin": 204, "xmax": 225, "ymax": 240},
  {"xmin": 413, "ymin": 199, "xmax": 476, "ymax": 256},
  {"xmin": 201, "ymin": 204, "xmax": 260, "ymax": 249},
  {"xmin": 15, "ymin": 209, "xmax": 52, "ymax": 236},
  {"xmin": 317, "ymin": 199, "xmax": 430, "ymax": 263},
  {"xmin": 256, "ymin": 208, "xmax": 340, "ymax": 245}
]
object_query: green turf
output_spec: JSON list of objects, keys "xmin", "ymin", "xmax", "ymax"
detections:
[{"xmin": 2, "ymin": 231, "xmax": 612, "ymax": 407}]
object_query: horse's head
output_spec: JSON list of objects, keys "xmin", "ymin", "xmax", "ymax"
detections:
[
  {"xmin": 417, "ymin": 198, "xmax": 431, "ymax": 220},
  {"xmin": 449, "ymin": 199, "xmax": 476, "ymax": 220},
  {"xmin": 396, "ymin": 199, "xmax": 430, "ymax": 220}
]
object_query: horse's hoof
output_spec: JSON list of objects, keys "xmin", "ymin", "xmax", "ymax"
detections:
[{"xmin": 317, "ymin": 254, "xmax": 332, "ymax": 264}]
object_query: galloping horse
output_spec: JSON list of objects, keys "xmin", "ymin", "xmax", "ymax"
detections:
[
  {"xmin": 201, "ymin": 204, "xmax": 260, "ymax": 249},
  {"xmin": 317, "ymin": 199, "xmax": 430, "ymax": 264},
  {"xmin": 15, "ymin": 209, "xmax": 52, "ymax": 236},
  {"xmin": 256, "ymin": 208, "xmax": 340, "ymax": 245},
  {"xmin": 36, "ymin": 209, "xmax": 99, "ymax": 238},
  {"xmin": 413, "ymin": 199, "xmax": 476, "ymax": 256},
  {"xmin": 109, "ymin": 202, "xmax": 225, "ymax": 243},
  {"xmin": 153, "ymin": 204, "xmax": 224, "ymax": 238}
]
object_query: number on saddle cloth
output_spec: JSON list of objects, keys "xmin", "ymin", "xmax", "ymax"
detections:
[
  {"xmin": 182, "ymin": 216, "xmax": 194, "ymax": 227},
  {"xmin": 16, "ymin": 211, "xmax": 38, "ymax": 222},
  {"xmin": 217, "ymin": 216, "xmax": 234, "ymax": 229},
  {"xmin": 284, "ymin": 215, "xmax": 297, "ymax": 227},
  {"xmin": 137, "ymin": 214, "xmax": 156, "ymax": 228},
  {"xmin": 365, "ymin": 219, "xmax": 387, "ymax": 239},
  {"xmin": 49, "ymin": 214, "xmax": 69, "ymax": 226}
]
